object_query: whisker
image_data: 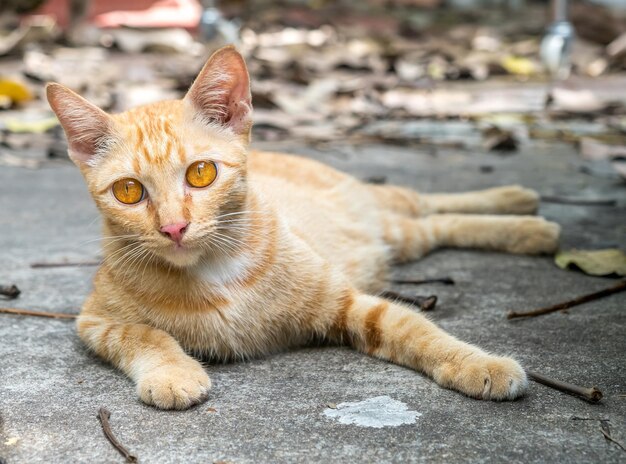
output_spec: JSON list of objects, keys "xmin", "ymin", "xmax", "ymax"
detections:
[
  {"xmin": 214, "ymin": 210, "xmax": 267, "ymax": 220},
  {"xmin": 107, "ymin": 243, "xmax": 143, "ymax": 270},
  {"xmin": 208, "ymin": 234, "xmax": 240, "ymax": 254},
  {"xmin": 78, "ymin": 234, "xmax": 140, "ymax": 246},
  {"xmin": 212, "ymin": 231, "xmax": 248, "ymax": 248},
  {"xmin": 102, "ymin": 241, "xmax": 142, "ymax": 262},
  {"xmin": 122, "ymin": 247, "xmax": 150, "ymax": 274}
]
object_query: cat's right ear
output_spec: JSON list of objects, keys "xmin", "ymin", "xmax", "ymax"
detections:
[
  {"xmin": 46, "ymin": 83, "xmax": 115, "ymax": 167},
  {"xmin": 184, "ymin": 46, "xmax": 252, "ymax": 140}
]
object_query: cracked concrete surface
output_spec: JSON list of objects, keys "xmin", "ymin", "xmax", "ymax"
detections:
[{"xmin": 1, "ymin": 140, "xmax": 625, "ymax": 463}]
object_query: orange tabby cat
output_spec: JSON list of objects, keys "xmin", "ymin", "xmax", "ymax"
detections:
[{"xmin": 47, "ymin": 46, "xmax": 560, "ymax": 410}]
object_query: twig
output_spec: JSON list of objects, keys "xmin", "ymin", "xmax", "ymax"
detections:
[
  {"xmin": 381, "ymin": 290, "xmax": 437, "ymax": 311},
  {"xmin": 600, "ymin": 425, "xmax": 626, "ymax": 452},
  {"xmin": 363, "ymin": 175, "xmax": 387, "ymax": 184},
  {"xmin": 0, "ymin": 307, "xmax": 77, "ymax": 319},
  {"xmin": 528, "ymin": 371, "xmax": 603, "ymax": 403},
  {"xmin": 31, "ymin": 260, "xmax": 101, "ymax": 269},
  {"xmin": 97, "ymin": 408, "xmax": 138, "ymax": 463},
  {"xmin": 0, "ymin": 284, "xmax": 20, "ymax": 299},
  {"xmin": 541, "ymin": 195, "xmax": 617, "ymax": 206},
  {"xmin": 390, "ymin": 277, "xmax": 455, "ymax": 286},
  {"xmin": 508, "ymin": 280, "xmax": 626, "ymax": 319}
]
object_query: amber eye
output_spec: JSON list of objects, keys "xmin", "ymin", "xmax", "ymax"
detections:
[
  {"xmin": 186, "ymin": 160, "xmax": 218, "ymax": 188},
  {"xmin": 112, "ymin": 178, "xmax": 145, "ymax": 205}
]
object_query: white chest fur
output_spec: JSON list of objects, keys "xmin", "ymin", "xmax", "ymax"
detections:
[{"xmin": 193, "ymin": 250, "xmax": 254, "ymax": 287}]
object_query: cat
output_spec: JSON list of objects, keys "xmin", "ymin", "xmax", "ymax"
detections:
[{"xmin": 47, "ymin": 45, "xmax": 560, "ymax": 410}]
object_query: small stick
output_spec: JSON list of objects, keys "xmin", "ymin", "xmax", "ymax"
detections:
[
  {"xmin": 528, "ymin": 370, "xmax": 603, "ymax": 403},
  {"xmin": 0, "ymin": 307, "xmax": 77, "ymax": 319},
  {"xmin": 97, "ymin": 408, "xmax": 138, "ymax": 463},
  {"xmin": 0, "ymin": 284, "xmax": 21, "ymax": 299},
  {"xmin": 31, "ymin": 260, "xmax": 101, "ymax": 269},
  {"xmin": 600, "ymin": 425, "xmax": 626, "ymax": 452},
  {"xmin": 381, "ymin": 290, "xmax": 437, "ymax": 311},
  {"xmin": 390, "ymin": 277, "xmax": 455, "ymax": 286},
  {"xmin": 541, "ymin": 195, "xmax": 617, "ymax": 206},
  {"xmin": 508, "ymin": 280, "xmax": 626, "ymax": 319}
]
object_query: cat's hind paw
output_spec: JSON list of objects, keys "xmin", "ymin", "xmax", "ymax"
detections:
[
  {"xmin": 435, "ymin": 355, "xmax": 528, "ymax": 401},
  {"xmin": 506, "ymin": 217, "xmax": 560, "ymax": 255},
  {"xmin": 137, "ymin": 362, "xmax": 211, "ymax": 410},
  {"xmin": 485, "ymin": 185, "xmax": 540, "ymax": 215}
]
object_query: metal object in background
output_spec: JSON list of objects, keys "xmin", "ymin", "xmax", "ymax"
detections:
[{"xmin": 541, "ymin": 0, "xmax": 575, "ymax": 79}]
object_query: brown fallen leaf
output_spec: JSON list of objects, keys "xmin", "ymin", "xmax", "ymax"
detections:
[
  {"xmin": 482, "ymin": 126, "xmax": 518, "ymax": 152},
  {"xmin": 571, "ymin": 2, "xmax": 626, "ymax": 46}
]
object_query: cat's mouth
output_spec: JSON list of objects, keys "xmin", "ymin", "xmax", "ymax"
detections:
[{"xmin": 157, "ymin": 240, "xmax": 204, "ymax": 267}]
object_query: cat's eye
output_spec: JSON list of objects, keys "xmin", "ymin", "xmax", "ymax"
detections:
[
  {"xmin": 112, "ymin": 178, "xmax": 145, "ymax": 205},
  {"xmin": 186, "ymin": 160, "xmax": 218, "ymax": 188}
]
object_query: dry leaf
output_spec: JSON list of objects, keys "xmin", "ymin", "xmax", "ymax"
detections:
[
  {"xmin": 0, "ymin": 79, "xmax": 33, "ymax": 105},
  {"xmin": 4, "ymin": 437, "xmax": 19, "ymax": 446},
  {"xmin": 555, "ymin": 249, "xmax": 626, "ymax": 276},
  {"xmin": 579, "ymin": 137, "xmax": 626, "ymax": 161},
  {"xmin": 501, "ymin": 56, "xmax": 538, "ymax": 76},
  {"xmin": 550, "ymin": 88, "xmax": 610, "ymax": 113},
  {"xmin": 482, "ymin": 126, "xmax": 518, "ymax": 152},
  {"xmin": 4, "ymin": 116, "xmax": 59, "ymax": 134}
]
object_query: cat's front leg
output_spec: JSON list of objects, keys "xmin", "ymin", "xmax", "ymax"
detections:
[
  {"xmin": 77, "ymin": 305, "xmax": 211, "ymax": 410},
  {"xmin": 332, "ymin": 291, "xmax": 527, "ymax": 400}
]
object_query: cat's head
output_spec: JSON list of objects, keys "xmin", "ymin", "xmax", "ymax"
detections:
[{"xmin": 47, "ymin": 46, "xmax": 253, "ymax": 268}]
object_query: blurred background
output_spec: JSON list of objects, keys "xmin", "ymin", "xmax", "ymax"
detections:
[
  {"xmin": 2, "ymin": 6, "xmax": 626, "ymax": 463},
  {"xmin": 1, "ymin": 0, "xmax": 626, "ymax": 179}
]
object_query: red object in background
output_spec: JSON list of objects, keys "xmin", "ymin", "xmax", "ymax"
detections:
[{"xmin": 30, "ymin": 0, "xmax": 201, "ymax": 31}]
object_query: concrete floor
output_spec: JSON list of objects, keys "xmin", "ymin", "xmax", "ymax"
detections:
[{"xmin": 1, "ymin": 140, "xmax": 625, "ymax": 463}]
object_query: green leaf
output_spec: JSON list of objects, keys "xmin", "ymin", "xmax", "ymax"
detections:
[{"xmin": 555, "ymin": 249, "xmax": 626, "ymax": 276}]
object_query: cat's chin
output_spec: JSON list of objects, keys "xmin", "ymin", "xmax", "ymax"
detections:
[{"xmin": 159, "ymin": 246, "xmax": 204, "ymax": 268}]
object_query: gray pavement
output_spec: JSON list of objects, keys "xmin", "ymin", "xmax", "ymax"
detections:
[{"xmin": 1, "ymin": 140, "xmax": 625, "ymax": 463}]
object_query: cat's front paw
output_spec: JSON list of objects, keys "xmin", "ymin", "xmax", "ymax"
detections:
[
  {"xmin": 486, "ymin": 185, "xmax": 540, "ymax": 215},
  {"xmin": 137, "ymin": 361, "xmax": 211, "ymax": 410},
  {"xmin": 506, "ymin": 217, "xmax": 560, "ymax": 254},
  {"xmin": 435, "ymin": 354, "xmax": 528, "ymax": 401}
]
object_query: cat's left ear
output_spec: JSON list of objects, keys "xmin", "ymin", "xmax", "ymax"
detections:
[
  {"xmin": 184, "ymin": 45, "xmax": 252, "ymax": 139},
  {"xmin": 46, "ymin": 83, "xmax": 115, "ymax": 167}
]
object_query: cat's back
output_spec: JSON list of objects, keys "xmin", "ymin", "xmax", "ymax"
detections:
[
  {"xmin": 247, "ymin": 150, "xmax": 373, "ymax": 225},
  {"xmin": 248, "ymin": 150, "xmax": 388, "ymax": 291},
  {"xmin": 248, "ymin": 150, "xmax": 349, "ymax": 189}
]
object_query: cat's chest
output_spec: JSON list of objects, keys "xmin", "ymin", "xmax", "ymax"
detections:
[
  {"xmin": 136, "ymin": 261, "xmax": 303, "ymax": 359},
  {"xmin": 146, "ymin": 298, "xmax": 299, "ymax": 360},
  {"xmin": 194, "ymin": 252, "xmax": 254, "ymax": 286}
]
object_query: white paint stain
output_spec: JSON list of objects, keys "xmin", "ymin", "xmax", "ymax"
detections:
[{"xmin": 323, "ymin": 395, "xmax": 421, "ymax": 428}]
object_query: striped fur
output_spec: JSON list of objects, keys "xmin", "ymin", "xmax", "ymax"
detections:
[{"xmin": 48, "ymin": 47, "xmax": 560, "ymax": 409}]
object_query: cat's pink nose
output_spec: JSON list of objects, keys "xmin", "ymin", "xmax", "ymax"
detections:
[{"xmin": 160, "ymin": 222, "xmax": 189, "ymax": 244}]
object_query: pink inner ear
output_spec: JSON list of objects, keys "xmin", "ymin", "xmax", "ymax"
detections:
[
  {"xmin": 186, "ymin": 47, "xmax": 252, "ymax": 135},
  {"xmin": 46, "ymin": 83, "xmax": 113, "ymax": 165}
]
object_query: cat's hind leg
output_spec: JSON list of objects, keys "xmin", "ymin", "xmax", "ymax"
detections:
[
  {"xmin": 369, "ymin": 184, "xmax": 539, "ymax": 216},
  {"xmin": 329, "ymin": 290, "xmax": 527, "ymax": 400},
  {"xmin": 382, "ymin": 213, "xmax": 560, "ymax": 262}
]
